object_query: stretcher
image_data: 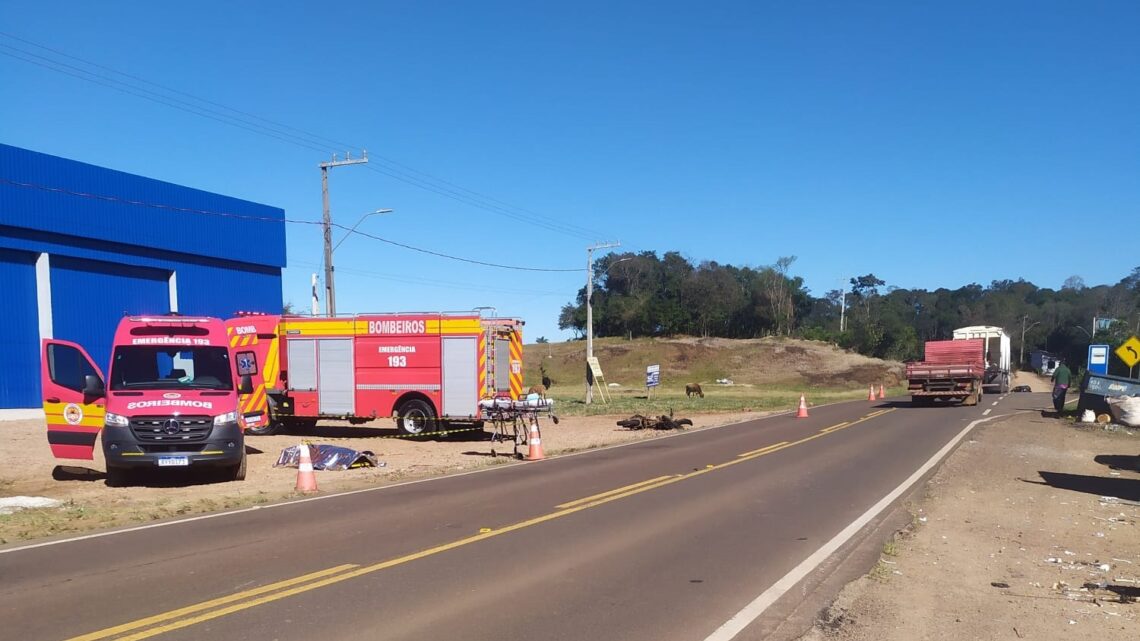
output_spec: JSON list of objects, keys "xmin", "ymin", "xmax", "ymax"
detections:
[{"xmin": 478, "ymin": 397, "xmax": 558, "ymax": 458}]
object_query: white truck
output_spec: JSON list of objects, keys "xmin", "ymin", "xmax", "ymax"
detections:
[{"xmin": 952, "ymin": 326, "xmax": 1011, "ymax": 394}]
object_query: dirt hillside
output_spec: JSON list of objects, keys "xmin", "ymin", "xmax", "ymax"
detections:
[{"xmin": 526, "ymin": 336, "xmax": 906, "ymax": 392}]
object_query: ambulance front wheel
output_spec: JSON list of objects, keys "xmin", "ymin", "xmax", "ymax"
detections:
[{"xmin": 397, "ymin": 399, "xmax": 437, "ymax": 436}]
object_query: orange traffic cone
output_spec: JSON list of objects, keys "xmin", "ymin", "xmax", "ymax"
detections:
[
  {"xmin": 295, "ymin": 442, "xmax": 318, "ymax": 493},
  {"xmin": 526, "ymin": 417, "xmax": 545, "ymax": 461},
  {"xmin": 867, "ymin": 384, "xmax": 876, "ymax": 402},
  {"xmin": 796, "ymin": 394, "xmax": 810, "ymax": 418},
  {"xmin": 877, "ymin": 384, "xmax": 886, "ymax": 400}
]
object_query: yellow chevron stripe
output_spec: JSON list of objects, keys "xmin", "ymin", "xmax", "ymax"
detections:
[{"xmin": 263, "ymin": 337, "xmax": 280, "ymax": 387}]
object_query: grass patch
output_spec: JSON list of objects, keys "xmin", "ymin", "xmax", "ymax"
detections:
[{"xmin": 548, "ymin": 385, "xmax": 893, "ymax": 417}]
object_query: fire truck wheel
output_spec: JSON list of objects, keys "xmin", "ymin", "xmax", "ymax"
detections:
[
  {"xmin": 397, "ymin": 399, "xmax": 437, "ymax": 436},
  {"xmin": 246, "ymin": 421, "xmax": 283, "ymax": 436}
]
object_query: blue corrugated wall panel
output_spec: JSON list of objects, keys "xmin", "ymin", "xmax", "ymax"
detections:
[
  {"xmin": 0, "ymin": 249, "xmax": 41, "ymax": 407},
  {"xmin": 0, "ymin": 144, "xmax": 286, "ymax": 268},
  {"xmin": 50, "ymin": 257, "xmax": 171, "ymax": 373},
  {"xmin": 175, "ymin": 265, "xmax": 283, "ymax": 319}
]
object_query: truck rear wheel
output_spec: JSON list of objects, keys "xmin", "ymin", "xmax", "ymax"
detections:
[
  {"xmin": 246, "ymin": 420, "xmax": 282, "ymax": 436},
  {"xmin": 397, "ymin": 399, "xmax": 437, "ymax": 436}
]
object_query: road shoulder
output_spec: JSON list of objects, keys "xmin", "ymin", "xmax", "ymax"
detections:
[{"xmin": 797, "ymin": 404, "xmax": 1140, "ymax": 640}]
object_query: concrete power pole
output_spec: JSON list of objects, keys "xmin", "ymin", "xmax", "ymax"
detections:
[
  {"xmin": 320, "ymin": 152, "xmax": 369, "ymax": 317},
  {"xmin": 586, "ymin": 241, "xmax": 620, "ymax": 404},
  {"xmin": 1020, "ymin": 314, "xmax": 1039, "ymax": 369}
]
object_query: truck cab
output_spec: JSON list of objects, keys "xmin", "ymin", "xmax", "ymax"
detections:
[{"xmin": 41, "ymin": 315, "xmax": 249, "ymax": 485}]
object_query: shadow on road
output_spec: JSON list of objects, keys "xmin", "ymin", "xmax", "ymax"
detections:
[
  {"xmin": 1094, "ymin": 454, "xmax": 1140, "ymax": 473},
  {"xmin": 297, "ymin": 424, "xmax": 491, "ymax": 442},
  {"xmin": 1022, "ymin": 470, "xmax": 1140, "ymax": 502}
]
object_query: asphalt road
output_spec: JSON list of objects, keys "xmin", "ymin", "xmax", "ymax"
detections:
[{"xmin": 1, "ymin": 393, "xmax": 1032, "ymax": 641}]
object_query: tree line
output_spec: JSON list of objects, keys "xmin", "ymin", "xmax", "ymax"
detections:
[{"xmin": 559, "ymin": 251, "xmax": 1140, "ymax": 375}]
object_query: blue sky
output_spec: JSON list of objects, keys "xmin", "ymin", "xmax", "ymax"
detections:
[{"xmin": 2, "ymin": 1, "xmax": 1137, "ymax": 341}]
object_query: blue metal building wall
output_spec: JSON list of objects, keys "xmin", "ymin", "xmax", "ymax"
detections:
[
  {"xmin": 0, "ymin": 144, "xmax": 286, "ymax": 268},
  {"xmin": 0, "ymin": 249, "xmax": 41, "ymax": 407},
  {"xmin": 50, "ymin": 257, "xmax": 171, "ymax": 373},
  {"xmin": 0, "ymin": 144, "xmax": 286, "ymax": 408}
]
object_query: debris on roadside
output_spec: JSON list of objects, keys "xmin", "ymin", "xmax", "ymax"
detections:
[
  {"xmin": 616, "ymin": 412, "xmax": 694, "ymax": 430},
  {"xmin": 273, "ymin": 444, "xmax": 382, "ymax": 471},
  {"xmin": 0, "ymin": 496, "xmax": 62, "ymax": 515}
]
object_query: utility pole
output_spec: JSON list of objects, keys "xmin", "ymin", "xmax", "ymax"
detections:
[
  {"xmin": 1020, "ymin": 314, "xmax": 1039, "ymax": 368},
  {"xmin": 586, "ymin": 241, "xmax": 620, "ymax": 404},
  {"xmin": 320, "ymin": 151, "xmax": 369, "ymax": 317},
  {"xmin": 840, "ymin": 288, "xmax": 847, "ymax": 332}
]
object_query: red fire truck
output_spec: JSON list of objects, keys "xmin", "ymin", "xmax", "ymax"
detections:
[{"xmin": 223, "ymin": 312, "xmax": 524, "ymax": 436}]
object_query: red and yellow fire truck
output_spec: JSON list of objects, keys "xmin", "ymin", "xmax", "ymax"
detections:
[{"xmin": 223, "ymin": 312, "xmax": 524, "ymax": 436}]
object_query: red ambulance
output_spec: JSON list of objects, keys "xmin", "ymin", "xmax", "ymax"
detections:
[
  {"xmin": 224, "ymin": 312, "xmax": 524, "ymax": 436},
  {"xmin": 41, "ymin": 315, "xmax": 250, "ymax": 485}
]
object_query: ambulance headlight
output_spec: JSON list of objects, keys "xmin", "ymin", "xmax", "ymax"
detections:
[
  {"xmin": 214, "ymin": 411, "xmax": 239, "ymax": 426},
  {"xmin": 105, "ymin": 413, "xmax": 129, "ymax": 428}
]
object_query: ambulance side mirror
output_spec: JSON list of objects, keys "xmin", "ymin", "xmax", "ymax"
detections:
[
  {"xmin": 82, "ymin": 375, "xmax": 105, "ymax": 398},
  {"xmin": 238, "ymin": 375, "xmax": 253, "ymax": 395}
]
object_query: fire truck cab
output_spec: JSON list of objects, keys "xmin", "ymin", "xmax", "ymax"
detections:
[
  {"xmin": 41, "ymin": 315, "xmax": 251, "ymax": 485},
  {"xmin": 225, "ymin": 312, "xmax": 524, "ymax": 436}
]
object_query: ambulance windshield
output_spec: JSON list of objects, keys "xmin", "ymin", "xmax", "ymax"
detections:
[{"xmin": 109, "ymin": 346, "xmax": 234, "ymax": 391}]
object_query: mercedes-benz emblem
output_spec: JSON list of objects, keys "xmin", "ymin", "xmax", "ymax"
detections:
[{"xmin": 162, "ymin": 419, "xmax": 181, "ymax": 435}]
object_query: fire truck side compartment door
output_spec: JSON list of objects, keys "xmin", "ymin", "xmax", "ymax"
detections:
[
  {"xmin": 41, "ymin": 339, "xmax": 106, "ymax": 460},
  {"xmin": 287, "ymin": 339, "xmax": 317, "ymax": 391},
  {"xmin": 494, "ymin": 338, "xmax": 511, "ymax": 394},
  {"xmin": 318, "ymin": 339, "xmax": 354, "ymax": 415},
  {"xmin": 442, "ymin": 337, "xmax": 477, "ymax": 419}
]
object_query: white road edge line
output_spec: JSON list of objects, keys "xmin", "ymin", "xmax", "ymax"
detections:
[
  {"xmin": 0, "ymin": 399, "xmax": 866, "ymax": 555},
  {"xmin": 702, "ymin": 411, "xmax": 1013, "ymax": 641}
]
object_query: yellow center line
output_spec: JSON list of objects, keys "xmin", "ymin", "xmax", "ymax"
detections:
[
  {"xmin": 71, "ymin": 407, "xmax": 898, "ymax": 641},
  {"xmin": 68, "ymin": 564, "xmax": 359, "ymax": 641},
  {"xmin": 557, "ymin": 475, "xmax": 678, "ymax": 509},
  {"xmin": 819, "ymin": 421, "xmax": 849, "ymax": 433},
  {"xmin": 737, "ymin": 441, "xmax": 791, "ymax": 458}
]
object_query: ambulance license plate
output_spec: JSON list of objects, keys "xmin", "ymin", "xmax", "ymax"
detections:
[{"xmin": 157, "ymin": 456, "xmax": 189, "ymax": 467}]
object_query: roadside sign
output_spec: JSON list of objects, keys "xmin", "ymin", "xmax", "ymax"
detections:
[
  {"xmin": 1088, "ymin": 344, "xmax": 1109, "ymax": 376},
  {"xmin": 587, "ymin": 356, "xmax": 604, "ymax": 379},
  {"xmin": 646, "ymin": 364, "xmax": 660, "ymax": 388},
  {"xmin": 1116, "ymin": 336, "xmax": 1140, "ymax": 369}
]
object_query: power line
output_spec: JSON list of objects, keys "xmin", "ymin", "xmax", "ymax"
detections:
[
  {"xmin": 291, "ymin": 260, "xmax": 569, "ymax": 296},
  {"xmin": 0, "ymin": 32, "xmax": 608, "ymax": 241},
  {"xmin": 0, "ymin": 45, "xmax": 333, "ymax": 155},
  {"xmin": 0, "ymin": 30, "xmax": 356, "ymax": 153},
  {"xmin": 0, "ymin": 177, "xmax": 584, "ymax": 272},
  {"xmin": 331, "ymin": 223, "xmax": 584, "ymax": 272},
  {"xmin": 0, "ymin": 177, "xmax": 317, "ymax": 224}
]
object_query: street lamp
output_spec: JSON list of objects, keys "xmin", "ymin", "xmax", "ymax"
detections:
[
  {"xmin": 333, "ymin": 209, "xmax": 395, "ymax": 252},
  {"xmin": 325, "ymin": 208, "xmax": 394, "ymax": 316}
]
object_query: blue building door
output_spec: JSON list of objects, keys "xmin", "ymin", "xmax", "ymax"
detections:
[
  {"xmin": 50, "ymin": 257, "xmax": 170, "ymax": 374},
  {"xmin": 0, "ymin": 249, "xmax": 41, "ymax": 408}
]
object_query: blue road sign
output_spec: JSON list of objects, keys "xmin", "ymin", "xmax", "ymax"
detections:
[
  {"xmin": 1088, "ymin": 344, "xmax": 1109, "ymax": 376},
  {"xmin": 646, "ymin": 364, "xmax": 660, "ymax": 388}
]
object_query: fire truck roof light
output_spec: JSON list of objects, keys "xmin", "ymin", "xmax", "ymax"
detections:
[{"xmin": 129, "ymin": 316, "xmax": 213, "ymax": 323}]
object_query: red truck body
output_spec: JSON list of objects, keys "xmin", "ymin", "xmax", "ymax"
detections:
[
  {"xmin": 906, "ymin": 338, "xmax": 985, "ymax": 406},
  {"xmin": 224, "ymin": 312, "xmax": 525, "ymax": 436}
]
